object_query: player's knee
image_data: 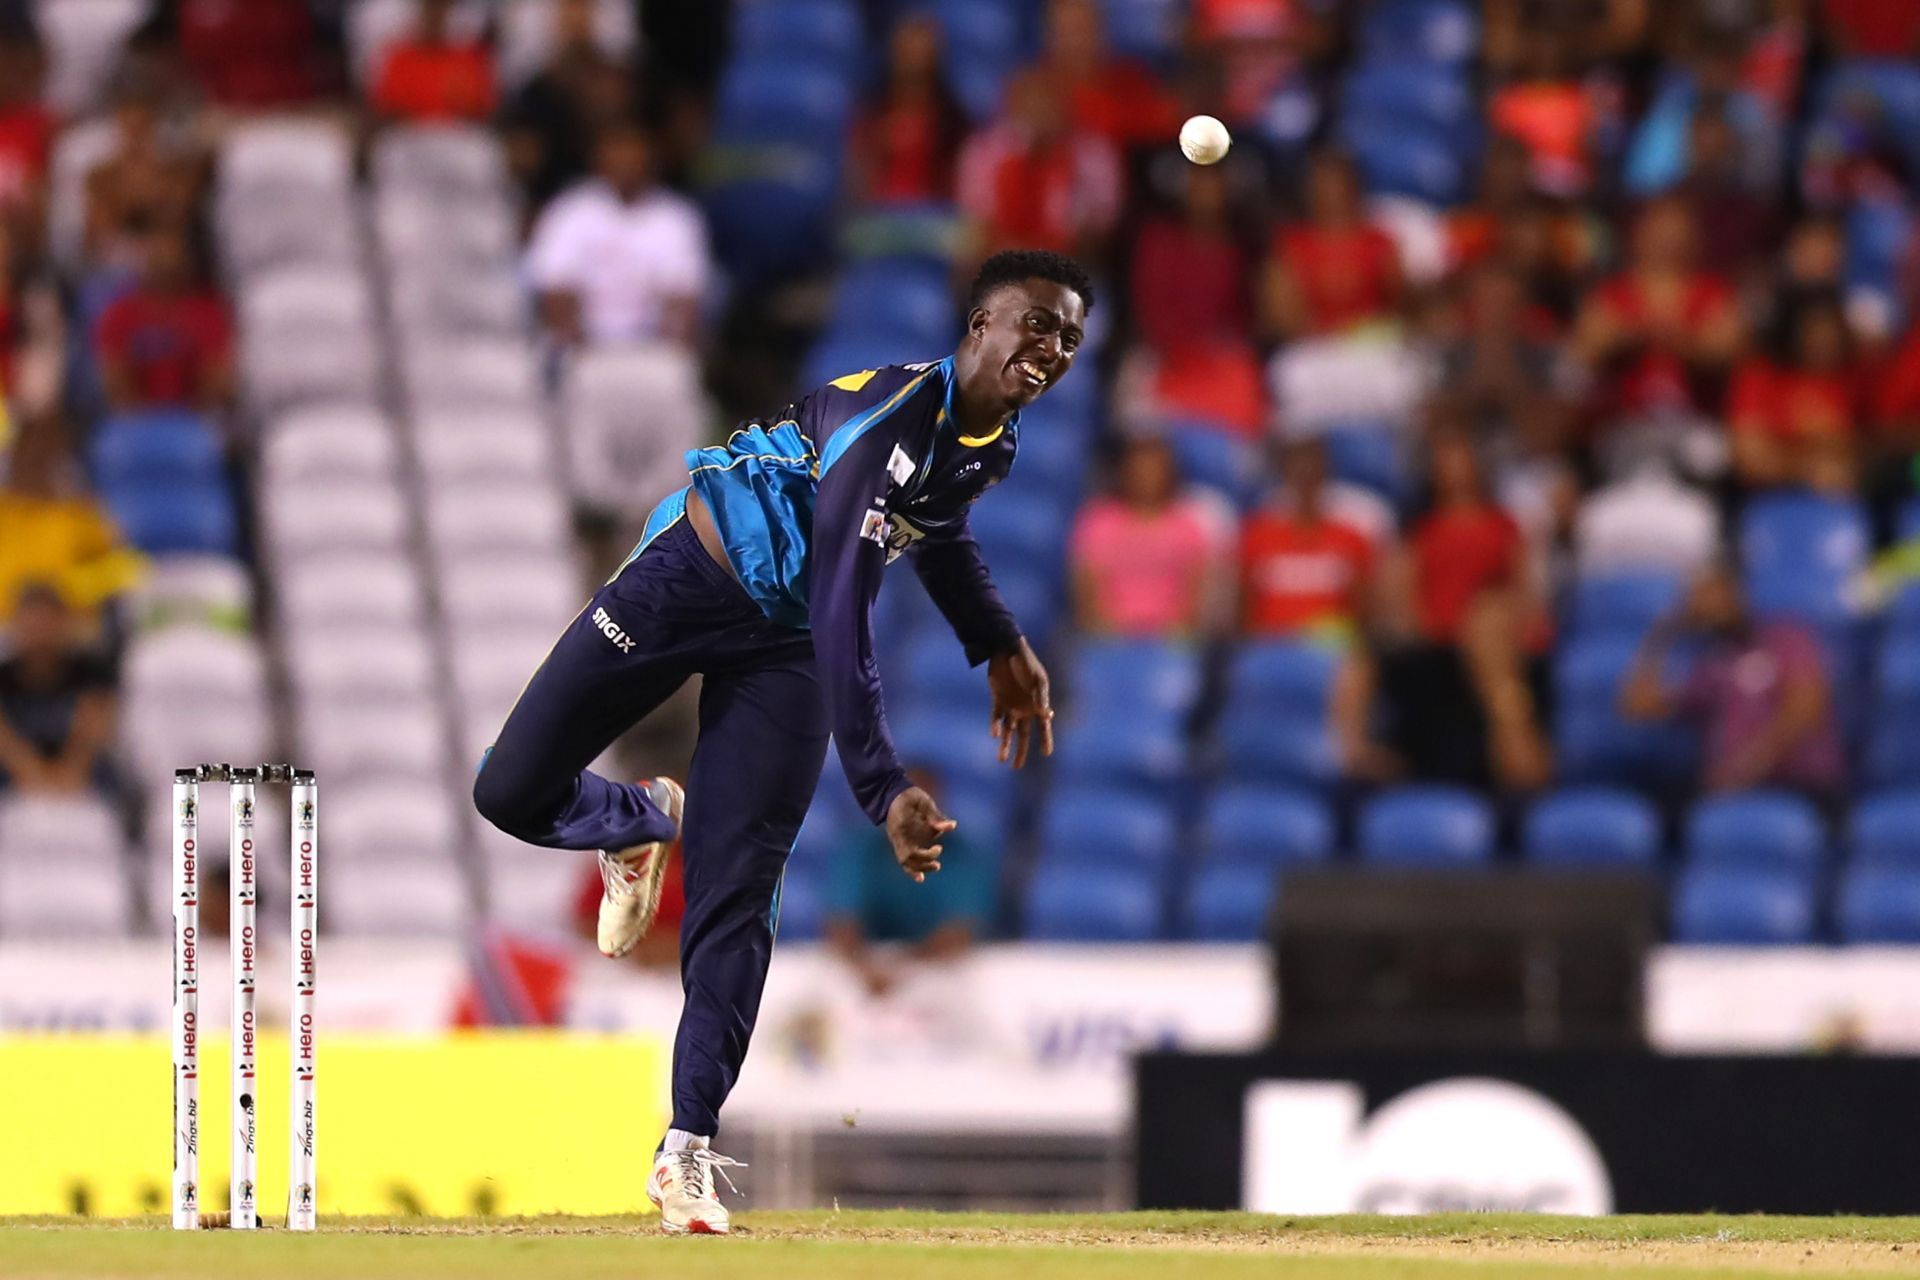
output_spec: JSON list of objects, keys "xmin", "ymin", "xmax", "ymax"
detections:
[{"xmin": 472, "ymin": 757, "xmax": 535, "ymax": 836}]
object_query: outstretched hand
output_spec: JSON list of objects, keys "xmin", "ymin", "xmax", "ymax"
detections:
[
  {"xmin": 988, "ymin": 638, "xmax": 1053, "ymax": 769},
  {"xmin": 886, "ymin": 786, "xmax": 955, "ymax": 882}
]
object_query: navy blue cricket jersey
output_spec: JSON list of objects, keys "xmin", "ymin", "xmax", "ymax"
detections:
[{"xmin": 630, "ymin": 356, "xmax": 1024, "ymax": 825}]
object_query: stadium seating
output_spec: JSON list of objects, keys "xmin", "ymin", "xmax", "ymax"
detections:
[
  {"xmin": 1024, "ymin": 863, "xmax": 1162, "ymax": 941},
  {"xmin": 1671, "ymin": 865, "xmax": 1818, "ymax": 944},
  {"xmin": 1684, "ymin": 793, "xmax": 1827, "ymax": 871},
  {"xmin": 1524, "ymin": 789, "xmax": 1662, "ymax": 867},
  {"xmin": 1358, "ymin": 787, "xmax": 1496, "ymax": 866},
  {"xmin": 1835, "ymin": 865, "xmax": 1920, "ymax": 943}
]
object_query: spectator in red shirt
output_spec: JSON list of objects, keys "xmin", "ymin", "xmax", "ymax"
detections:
[
  {"xmin": 1822, "ymin": 0, "xmax": 1920, "ymax": 56},
  {"xmin": 1240, "ymin": 438, "xmax": 1375, "ymax": 641},
  {"xmin": 92, "ymin": 230, "xmax": 232, "ymax": 413},
  {"xmin": 1128, "ymin": 162, "xmax": 1264, "ymax": 433},
  {"xmin": 1488, "ymin": 28, "xmax": 1606, "ymax": 197},
  {"xmin": 1039, "ymin": 0, "xmax": 1182, "ymax": 150},
  {"xmin": 372, "ymin": 0, "xmax": 497, "ymax": 123},
  {"xmin": 178, "ymin": 0, "xmax": 333, "ymax": 110},
  {"xmin": 0, "ymin": 29, "xmax": 51, "ymax": 236},
  {"xmin": 1070, "ymin": 436, "xmax": 1232, "ymax": 638},
  {"xmin": 1572, "ymin": 196, "xmax": 1743, "ymax": 454},
  {"xmin": 850, "ymin": 14, "xmax": 968, "ymax": 206},
  {"xmin": 1729, "ymin": 294, "xmax": 1862, "ymax": 493},
  {"xmin": 1261, "ymin": 149, "xmax": 1403, "ymax": 340},
  {"xmin": 1340, "ymin": 429, "xmax": 1551, "ymax": 791},
  {"xmin": 957, "ymin": 69, "xmax": 1122, "ymax": 260}
]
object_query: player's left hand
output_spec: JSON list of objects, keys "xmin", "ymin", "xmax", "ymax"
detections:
[{"xmin": 988, "ymin": 637, "xmax": 1053, "ymax": 769}]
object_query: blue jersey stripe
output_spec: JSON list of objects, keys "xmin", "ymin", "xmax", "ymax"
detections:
[{"xmin": 818, "ymin": 369, "xmax": 934, "ymax": 475}]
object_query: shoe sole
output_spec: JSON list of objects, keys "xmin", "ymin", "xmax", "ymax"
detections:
[{"xmin": 600, "ymin": 777, "xmax": 685, "ymax": 959}]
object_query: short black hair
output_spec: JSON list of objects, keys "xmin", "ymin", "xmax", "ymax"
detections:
[{"xmin": 967, "ymin": 249, "xmax": 1095, "ymax": 313}]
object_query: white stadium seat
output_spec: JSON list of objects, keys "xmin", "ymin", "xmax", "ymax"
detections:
[
  {"xmin": 297, "ymin": 697, "xmax": 449, "ymax": 784},
  {"xmin": 414, "ymin": 412, "xmax": 553, "ymax": 483},
  {"xmin": 437, "ymin": 555, "xmax": 582, "ymax": 630},
  {"xmin": 478, "ymin": 825, "xmax": 587, "ymax": 933},
  {"xmin": 403, "ymin": 337, "xmax": 542, "ymax": 412},
  {"xmin": 286, "ymin": 625, "xmax": 438, "ymax": 702},
  {"xmin": 263, "ymin": 407, "xmax": 401, "ymax": 486},
  {"xmin": 276, "ymin": 553, "xmax": 425, "ymax": 628},
  {"xmin": 563, "ymin": 344, "xmax": 707, "ymax": 524},
  {"xmin": 263, "ymin": 477, "xmax": 411, "ymax": 558},
  {"xmin": 0, "ymin": 792, "xmax": 133, "ymax": 938},
  {"xmin": 218, "ymin": 119, "xmax": 355, "ymax": 198},
  {"xmin": 372, "ymin": 125, "xmax": 511, "ymax": 199},
  {"xmin": 424, "ymin": 482, "xmax": 570, "ymax": 556},
  {"xmin": 240, "ymin": 268, "xmax": 377, "ymax": 336},
  {"xmin": 241, "ymin": 327, "xmax": 381, "ymax": 417},
  {"xmin": 323, "ymin": 858, "xmax": 470, "ymax": 937}
]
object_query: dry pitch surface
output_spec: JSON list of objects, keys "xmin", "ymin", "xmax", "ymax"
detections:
[{"xmin": 5, "ymin": 1211, "xmax": 1920, "ymax": 1279}]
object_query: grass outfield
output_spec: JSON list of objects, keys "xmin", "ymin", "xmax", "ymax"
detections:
[{"xmin": 5, "ymin": 1211, "xmax": 1920, "ymax": 1279}]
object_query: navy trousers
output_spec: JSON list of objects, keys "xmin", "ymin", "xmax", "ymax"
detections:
[{"xmin": 472, "ymin": 518, "xmax": 829, "ymax": 1135}]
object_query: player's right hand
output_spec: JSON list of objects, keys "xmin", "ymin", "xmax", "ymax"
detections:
[{"xmin": 886, "ymin": 786, "xmax": 955, "ymax": 883}]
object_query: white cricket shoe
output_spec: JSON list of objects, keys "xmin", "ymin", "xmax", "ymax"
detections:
[
  {"xmin": 647, "ymin": 1138, "xmax": 744, "ymax": 1235},
  {"xmin": 596, "ymin": 776, "xmax": 685, "ymax": 958}
]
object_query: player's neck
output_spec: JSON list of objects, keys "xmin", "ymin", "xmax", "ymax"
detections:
[{"xmin": 949, "ymin": 363, "xmax": 1012, "ymax": 437}]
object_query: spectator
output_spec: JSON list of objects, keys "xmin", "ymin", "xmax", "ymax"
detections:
[
  {"xmin": 957, "ymin": 69, "xmax": 1123, "ymax": 260},
  {"xmin": 1487, "ymin": 27, "xmax": 1609, "ymax": 197},
  {"xmin": 499, "ymin": 0, "xmax": 634, "ymax": 212},
  {"xmin": 1070, "ymin": 436, "xmax": 1232, "ymax": 638},
  {"xmin": 1728, "ymin": 294, "xmax": 1862, "ymax": 493},
  {"xmin": 0, "ymin": 420, "xmax": 143, "ymax": 625},
  {"xmin": 372, "ymin": 0, "xmax": 497, "ymax": 123},
  {"xmin": 1340, "ymin": 429, "xmax": 1551, "ymax": 790},
  {"xmin": 1621, "ymin": 559, "xmax": 1844, "ymax": 803},
  {"xmin": 523, "ymin": 119, "xmax": 709, "ymax": 348},
  {"xmin": 1261, "ymin": 149, "xmax": 1403, "ymax": 341},
  {"xmin": 0, "ymin": 582, "xmax": 118, "ymax": 796},
  {"xmin": 178, "ymin": 0, "xmax": 336, "ymax": 111},
  {"xmin": 1239, "ymin": 438, "xmax": 1376, "ymax": 641},
  {"xmin": 0, "ymin": 25, "xmax": 49, "ymax": 240},
  {"xmin": 1672, "ymin": 106, "xmax": 1779, "ymax": 279},
  {"xmin": 1623, "ymin": 35, "xmax": 1779, "ymax": 198},
  {"xmin": 850, "ymin": 14, "xmax": 968, "ymax": 207},
  {"xmin": 1431, "ymin": 264, "xmax": 1564, "ymax": 469},
  {"xmin": 1571, "ymin": 196, "xmax": 1742, "ymax": 472},
  {"xmin": 1127, "ymin": 162, "xmax": 1264, "ymax": 433},
  {"xmin": 1037, "ymin": 0, "xmax": 1182, "ymax": 150},
  {"xmin": 0, "ymin": 217, "xmax": 65, "ymax": 423},
  {"xmin": 92, "ymin": 229, "xmax": 233, "ymax": 413},
  {"xmin": 82, "ymin": 78, "xmax": 206, "ymax": 276},
  {"xmin": 825, "ymin": 764, "xmax": 992, "ymax": 999},
  {"xmin": 1191, "ymin": 0, "xmax": 1325, "ymax": 135}
]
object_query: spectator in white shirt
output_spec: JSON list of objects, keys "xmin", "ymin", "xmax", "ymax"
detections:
[{"xmin": 523, "ymin": 119, "xmax": 709, "ymax": 348}]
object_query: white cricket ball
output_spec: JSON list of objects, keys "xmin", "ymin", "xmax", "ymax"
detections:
[{"xmin": 1179, "ymin": 114, "xmax": 1232, "ymax": 165}]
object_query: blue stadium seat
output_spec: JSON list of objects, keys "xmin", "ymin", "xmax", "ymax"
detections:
[
  {"xmin": 1739, "ymin": 492, "xmax": 1869, "ymax": 625},
  {"xmin": 1552, "ymin": 636, "xmax": 1698, "ymax": 787},
  {"xmin": 1684, "ymin": 792, "xmax": 1827, "ymax": 870},
  {"xmin": 985, "ymin": 563, "xmax": 1061, "ymax": 647},
  {"xmin": 1523, "ymin": 788, "xmax": 1661, "ymax": 867},
  {"xmin": 1567, "ymin": 572, "xmax": 1682, "ymax": 641},
  {"xmin": 1039, "ymin": 784, "xmax": 1176, "ymax": 872},
  {"xmin": 1849, "ymin": 791, "xmax": 1920, "ymax": 866},
  {"xmin": 1006, "ymin": 416, "xmax": 1092, "ymax": 487},
  {"xmin": 1360, "ymin": 0, "xmax": 1477, "ymax": 64},
  {"xmin": 1181, "ymin": 863, "xmax": 1279, "ymax": 941},
  {"xmin": 1865, "ymin": 720, "xmax": 1920, "ymax": 788},
  {"xmin": 1070, "ymin": 639, "xmax": 1201, "ymax": 723},
  {"xmin": 1358, "ymin": 787, "xmax": 1495, "ymax": 866},
  {"xmin": 1215, "ymin": 711, "xmax": 1339, "ymax": 787},
  {"xmin": 705, "ymin": 159, "xmax": 839, "ymax": 283},
  {"xmin": 803, "ymin": 329, "xmax": 940, "ymax": 390},
  {"xmin": 1024, "ymin": 863, "xmax": 1162, "ymax": 941},
  {"xmin": 1836, "ymin": 864, "xmax": 1920, "ymax": 943},
  {"xmin": 1320, "ymin": 422, "xmax": 1408, "ymax": 504},
  {"xmin": 1097, "ymin": 0, "xmax": 1182, "ymax": 66},
  {"xmin": 1340, "ymin": 119, "xmax": 1470, "ymax": 205},
  {"xmin": 900, "ymin": 634, "xmax": 989, "ymax": 713},
  {"xmin": 970, "ymin": 494, "xmax": 1073, "ymax": 569},
  {"xmin": 936, "ymin": 0, "xmax": 1028, "ymax": 117},
  {"xmin": 713, "ymin": 62, "xmax": 854, "ymax": 147},
  {"xmin": 1671, "ymin": 865, "xmax": 1816, "ymax": 944},
  {"xmin": 90, "ymin": 411, "xmax": 224, "ymax": 490},
  {"xmin": 828, "ymin": 259, "xmax": 958, "ymax": 349},
  {"xmin": 893, "ymin": 705, "xmax": 1005, "ymax": 782},
  {"xmin": 789, "ymin": 805, "xmax": 849, "ymax": 876},
  {"xmin": 940, "ymin": 775, "xmax": 1012, "ymax": 854},
  {"xmin": 732, "ymin": 0, "xmax": 864, "ymax": 75},
  {"xmin": 1200, "ymin": 785, "xmax": 1333, "ymax": 868},
  {"xmin": 1165, "ymin": 424, "xmax": 1258, "ymax": 509},
  {"xmin": 775, "ymin": 867, "xmax": 826, "ymax": 941},
  {"xmin": 1341, "ymin": 63, "xmax": 1476, "ymax": 135},
  {"xmin": 1229, "ymin": 642, "xmax": 1341, "ymax": 718},
  {"xmin": 1877, "ymin": 638, "xmax": 1920, "ymax": 710},
  {"xmin": 105, "ymin": 482, "xmax": 239, "ymax": 556},
  {"xmin": 1052, "ymin": 708, "xmax": 1187, "ymax": 786},
  {"xmin": 1846, "ymin": 198, "xmax": 1913, "ymax": 297}
]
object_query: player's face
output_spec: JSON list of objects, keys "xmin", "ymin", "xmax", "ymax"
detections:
[{"xmin": 967, "ymin": 280, "xmax": 1086, "ymax": 412}]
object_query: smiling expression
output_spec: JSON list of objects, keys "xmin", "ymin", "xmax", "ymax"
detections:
[{"xmin": 964, "ymin": 279, "xmax": 1087, "ymax": 413}]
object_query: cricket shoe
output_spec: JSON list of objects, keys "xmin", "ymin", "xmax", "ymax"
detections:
[
  {"xmin": 648, "ymin": 1138, "xmax": 745, "ymax": 1235},
  {"xmin": 596, "ymin": 776, "xmax": 685, "ymax": 958}
]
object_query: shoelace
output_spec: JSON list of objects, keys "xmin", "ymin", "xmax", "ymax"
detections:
[
  {"xmin": 672, "ymin": 1148, "xmax": 746, "ymax": 1200},
  {"xmin": 599, "ymin": 849, "xmax": 646, "ymax": 896}
]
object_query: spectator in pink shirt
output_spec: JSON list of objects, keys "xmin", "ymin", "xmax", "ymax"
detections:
[
  {"xmin": 1069, "ymin": 436, "xmax": 1232, "ymax": 637},
  {"xmin": 1621, "ymin": 560, "xmax": 1845, "ymax": 803}
]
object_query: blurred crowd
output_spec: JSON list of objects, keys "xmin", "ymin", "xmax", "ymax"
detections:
[{"xmin": 6, "ymin": 0, "xmax": 1920, "ymax": 949}]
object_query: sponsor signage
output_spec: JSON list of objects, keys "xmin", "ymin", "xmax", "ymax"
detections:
[
  {"xmin": 0, "ymin": 1033, "xmax": 668, "ymax": 1216},
  {"xmin": 1137, "ymin": 1049, "xmax": 1920, "ymax": 1214}
]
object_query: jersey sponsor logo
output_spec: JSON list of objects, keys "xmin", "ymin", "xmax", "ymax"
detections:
[
  {"xmin": 859, "ymin": 509, "xmax": 927, "ymax": 562},
  {"xmin": 888, "ymin": 444, "xmax": 917, "ymax": 487},
  {"xmin": 591, "ymin": 606, "xmax": 636, "ymax": 654},
  {"xmin": 859, "ymin": 508, "xmax": 889, "ymax": 547}
]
